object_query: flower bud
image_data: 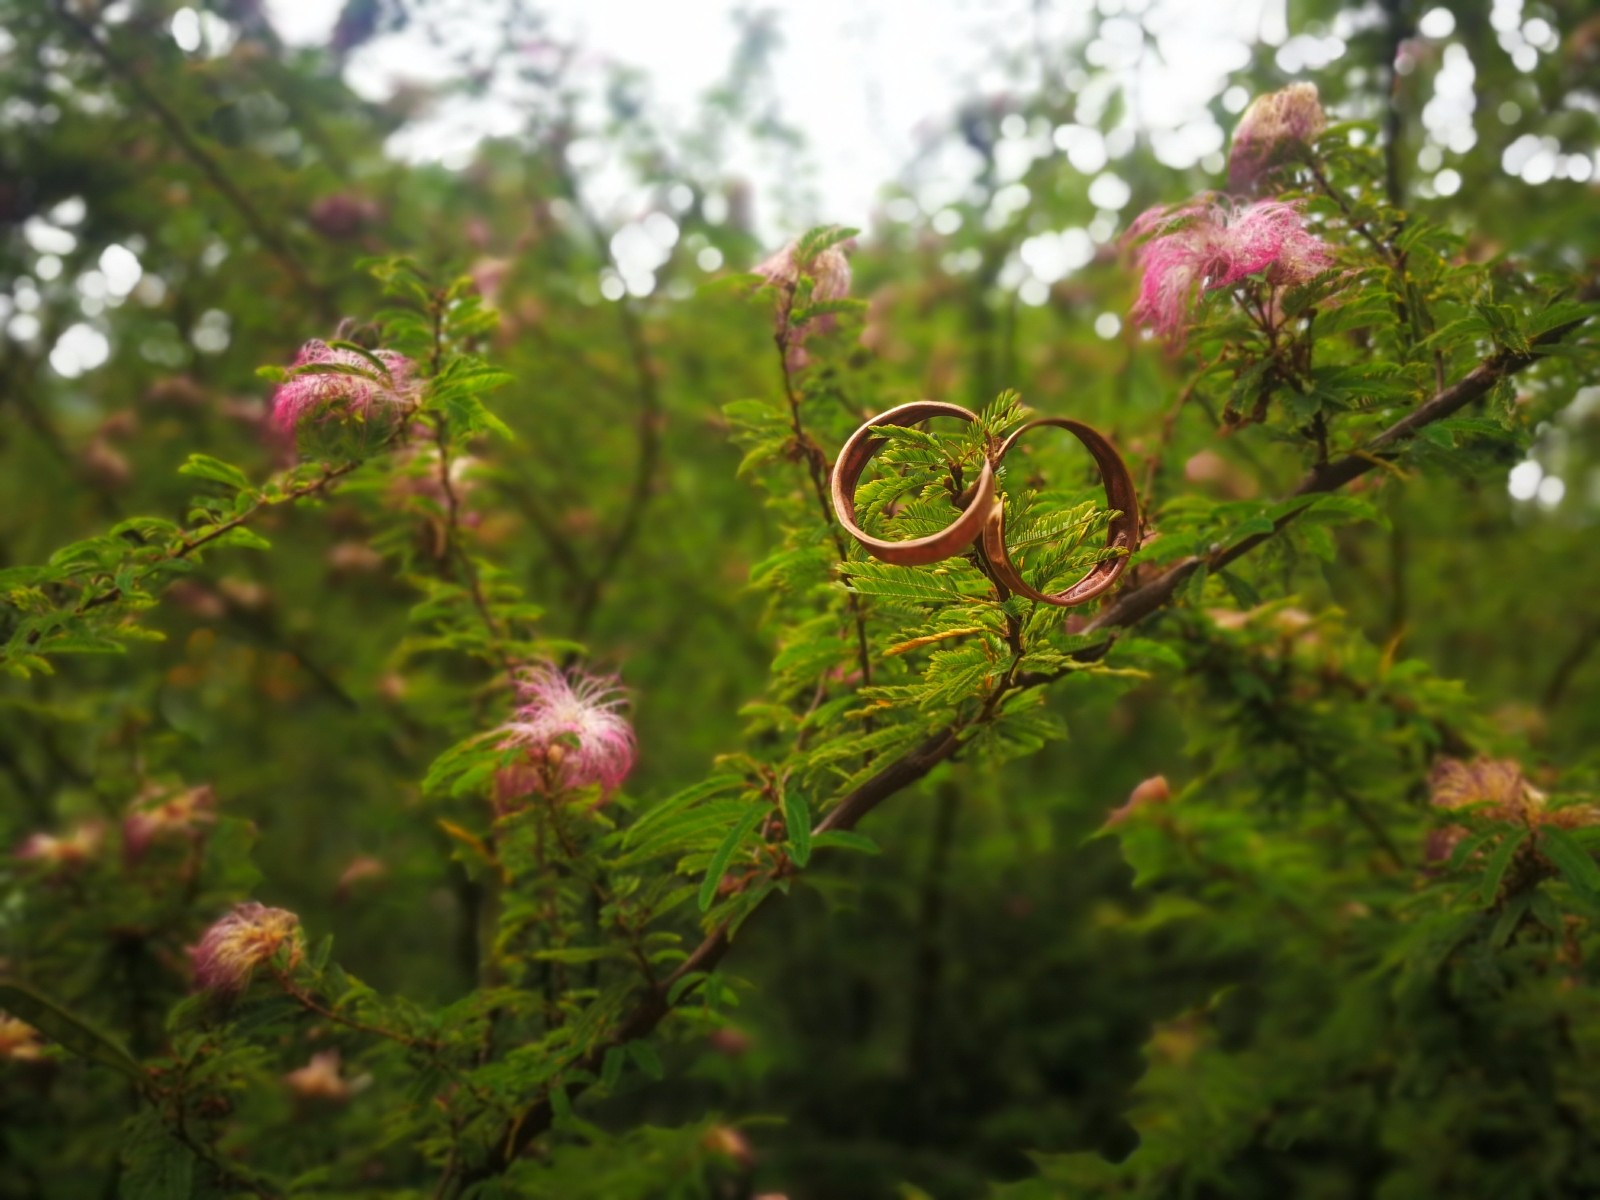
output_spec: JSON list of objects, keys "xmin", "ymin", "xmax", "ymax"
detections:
[
  {"xmin": 284, "ymin": 1050, "xmax": 360, "ymax": 1103},
  {"xmin": 0, "ymin": 1015, "xmax": 44, "ymax": 1062},
  {"xmin": 335, "ymin": 855, "xmax": 387, "ymax": 901},
  {"xmin": 1106, "ymin": 775, "xmax": 1172, "ymax": 826},
  {"xmin": 707, "ymin": 1027, "xmax": 752, "ymax": 1057},
  {"xmin": 14, "ymin": 821, "xmax": 104, "ymax": 871},
  {"xmin": 308, "ymin": 194, "xmax": 382, "ymax": 240},
  {"xmin": 1228, "ymin": 83, "xmax": 1326, "ymax": 193},
  {"xmin": 702, "ymin": 1125, "xmax": 754, "ymax": 1169},
  {"xmin": 123, "ymin": 783, "xmax": 216, "ymax": 862}
]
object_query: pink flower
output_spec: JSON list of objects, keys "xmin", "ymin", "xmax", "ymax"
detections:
[
  {"xmin": 123, "ymin": 784, "xmax": 216, "ymax": 862},
  {"xmin": 754, "ymin": 239, "xmax": 852, "ymax": 302},
  {"xmin": 1128, "ymin": 199, "xmax": 1334, "ymax": 341},
  {"xmin": 1228, "ymin": 83, "xmax": 1326, "ymax": 193},
  {"xmin": 1429, "ymin": 757, "xmax": 1536, "ymax": 817},
  {"xmin": 284, "ymin": 1049, "xmax": 366, "ymax": 1102},
  {"xmin": 494, "ymin": 663, "xmax": 636, "ymax": 803},
  {"xmin": 189, "ymin": 902, "xmax": 302, "ymax": 995},
  {"xmin": 754, "ymin": 236, "xmax": 854, "ymax": 371},
  {"xmin": 15, "ymin": 822, "xmax": 105, "ymax": 871},
  {"xmin": 270, "ymin": 340, "xmax": 417, "ymax": 437},
  {"xmin": 1105, "ymin": 775, "xmax": 1172, "ymax": 826},
  {"xmin": 1424, "ymin": 757, "xmax": 1600, "ymax": 868},
  {"xmin": 308, "ymin": 194, "xmax": 382, "ymax": 240}
]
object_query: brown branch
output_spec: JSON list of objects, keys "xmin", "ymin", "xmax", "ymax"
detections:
[
  {"xmin": 468, "ymin": 308, "xmax": 1596, "ymax": 1180},
  {"xmin": 1086, "ymin": 316, "xmax": 1594, "ymax": 638}
]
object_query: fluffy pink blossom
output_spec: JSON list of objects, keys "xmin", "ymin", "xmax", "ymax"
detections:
[
  {"xmin": 123, "ymin": 784, "xmax": 216, "ymax": 862},
  {"xmin": 270, "ymin": 340, "xmax": 417, "ymax": 436},
  {"xmin": 15, "ymin": 821, "xmax": 105, "ymax": 871},
  {"xmin": 754, "ymin": 237, "xmax": 854, "ymax": 372},
  {"xmin": 753, "ymin": 239, "xmax": 852, "ymax": 302},
  {"xmin": 494, "ymin": 663, "xmax": 636, "ymax": 803},
  {"xmin": 1228, "ymin": 83, "xmax": 1327, "ymax": 193},
  {"xmin": 1424, "ymin": 757, "xmax": 1600, "ymax": 866},
  {"xmin": 189, "ymin": 902, "xmax": 302, "ymax": 995},
  {"xmin": 1128, "ymin": 199, "xmax": 1334, "ymax": 341}
]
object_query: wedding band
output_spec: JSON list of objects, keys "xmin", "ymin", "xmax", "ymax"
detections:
[{"xmin": 829, "ymin": 400, "xmax": 996, "ymax": 567}]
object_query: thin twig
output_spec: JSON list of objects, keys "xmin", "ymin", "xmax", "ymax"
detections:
[{"xmin": 772, "ymin": 287, "xmax": 874, "ymax": 689}]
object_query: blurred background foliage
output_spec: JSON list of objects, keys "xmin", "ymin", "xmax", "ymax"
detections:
[{"xmin": 2, "ymin": 0, "xmax": 1599, "ymax": 1196}]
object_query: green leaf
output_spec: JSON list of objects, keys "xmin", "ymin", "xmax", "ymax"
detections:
[
  {"xmin": 549, "ymin": 1080, "xmax": 575, "ymax": 1122},
  {"xmin": 810, "ymin": 830, "xmax": 882, "ymax": 856},
  {"xmin": 796, "ymin": 225, "xmax": 859, "ymax": 262},
  {"xmin": 600, "ymin": 1046, "xmax": 626, "ymax": 1092},
  {"xmin": 120, "ymin": 1114, "xmax": 196, "ymax": 1200},
  {"xmin": 625, "ymin": 1039, "xmax": 664, "ymax": 1081},
  {"xmin": 177, "ymin": 454, "xmax": 252, "ymax": 491},
  {"xmin": 0, "ymin": 979, "xmax": 144, "ymax": 1083},
  {"xmin": 625, "ymin": 775, "xmax": 745, "ymax": 845},
  {"xmin": 1540, "ymin": 826, "xmax": 1600, "ymax": 905},
  {"xmin": 1472, "ymin": 828, "xmax": 1528, "ymax": 905},
  {"xmin": 793, "ymin": 298, "xmax": 867, "ymax": 324},
  {"xmin": 783, "ymin": 790, "xmax": 812, "ymax": 868},
  {"xmin": 698, "ymin": 806, "xmax": 767, "ymax": 912}
]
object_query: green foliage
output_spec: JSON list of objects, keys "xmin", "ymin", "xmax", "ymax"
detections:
[{"xmin": 2, "ymin": 2, "xmax": 1599, "ymax": 1198}]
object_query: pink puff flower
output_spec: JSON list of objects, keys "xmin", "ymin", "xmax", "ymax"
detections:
[
  {"xmin": 754, "ymin": 238, "xmax": 852, "ymax": 303},
  {"xmin": 123, "ymin": 784, "xmax": 216, "ymax": 862},
  {"xmin": 14, "ymin": 821, "xmax": 105, "ymax": 871},
  {"xmin": 270, "ymin": 340, "xmax": 417, "ymax": 437},
  {"xmin": 494, "ymin": 663, "xmax": 636, "ymax": 804},
  {"xmin": 754, "ymin": 236, "xmax": 854, "ymax": 372},
  {"xmin": 284, "ymin": 1049, "xmax": 368, "ymax": 1102},
  {"xmin": 189, "ymin": 902, "xmax": 303, "ymax": 996},
  {"xmin": 1128, "ymin": 198, "xmax": 1334, "ymax": 342},
  {"xmin": 1228, "ymin": 83, "xmax": 1327, "ymax": 193}
]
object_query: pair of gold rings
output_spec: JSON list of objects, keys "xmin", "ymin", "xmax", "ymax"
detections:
[{"xmin": 829, "ymin": 401, "xmax": 1140, "ymax": 607}]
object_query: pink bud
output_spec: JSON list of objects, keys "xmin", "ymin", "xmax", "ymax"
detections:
[
  {"xmin": 0, "ymin": 1014, "xmax": 44, "ymax": 1062},
  {"xmin": 284, "ymin": 1050, "xmax": 360, "ymax": 1102},
  {"xmin": 1106, "ymin": 775, "xmax": 1172, "ymax": 826},
  {"xmin": 308, "ymin": 194, "xmax": 382, "ymax": 239},
  {"xmin": 123, "ymin": 784, "xmax": 216, "ymax": 862},
  {"xmin": 14, "ymin": 822, "xmax": 104, "ymax": 871},
  {"xmin": 1228, "ymin": 83, "xmax": 1326, "ymax": 193}
]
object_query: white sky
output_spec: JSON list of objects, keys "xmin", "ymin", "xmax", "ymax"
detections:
[{"xmin": 261, "ymin": 0, "xmax": 1287, "ymax": 234}]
